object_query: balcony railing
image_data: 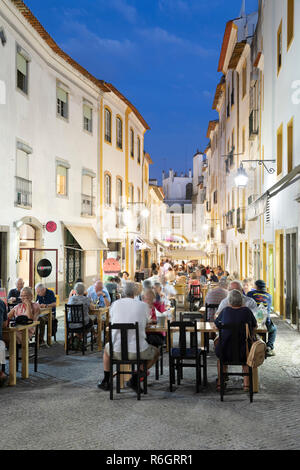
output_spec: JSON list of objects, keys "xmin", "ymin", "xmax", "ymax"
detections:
[
  {"xmin": 15, "ymin": 176, "xmax": 32, "ymax": 208},
  {"xmin": 81, "ymin": 194, "xmax": 95, "ymax": 216}
]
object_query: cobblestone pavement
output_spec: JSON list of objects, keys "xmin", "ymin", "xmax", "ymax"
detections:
[{"xmin": 0, "ymin": 315, "xmax": 299, "ymax": 450}]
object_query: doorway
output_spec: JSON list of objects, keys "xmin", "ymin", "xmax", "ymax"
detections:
[
  {"xmin": 275, "ymin": 230, "xmax": 285, "ymax": 317},
  {"xmin": 65, "ymin": 229, "xmax": 83, "ymax": 299},
  {"xmin": 286, "ymin": 231, "xmax": 298, "ymax": 325},
  {"xmin": 268, "ymin": 245, "xmax": 274, "ymax": 306}
]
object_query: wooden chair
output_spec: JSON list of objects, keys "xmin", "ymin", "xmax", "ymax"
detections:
[
  {"xmin": 65, "ymin": 304, "xmax": 94, "ymax": 355},
  {"xmin": 168, "ymin": 320, "xmax": 206, "ymax": 393},
  {"xmin": 218, "ymin": 322, "xmax": 253, "ymax": 403},
  {"xmin": 108, "ymin": 322, "xmax": 148, "ymax": 401},
  {"xmin": 204, "ymin": 303, "xmax": 220, "ymax": 351}
]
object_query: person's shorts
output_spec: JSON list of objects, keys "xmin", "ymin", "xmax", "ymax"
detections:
[{"xmin": 105, "ymin": 343, "xmax": 158, "ymax": 361}]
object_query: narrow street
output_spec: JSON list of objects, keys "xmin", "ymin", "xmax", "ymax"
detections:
[{"xmin": 1, "ymin": 315, "xmax": 299, "ymax": 450}]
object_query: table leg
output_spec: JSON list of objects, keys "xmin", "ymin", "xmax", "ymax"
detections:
[
  {"xmin": 97, "ymin": 313, "xmax": 102, "ymax": 352},
  {"xmin": 47, "ymin": 312, "xmax": 52, "ymax": 346},
  {"xmin": 64, "ymin": 313, "xmax": 67, "ymax": 352},
  {"xmin": 9, "ymin": 331, "xmax": 16, "ymax": 386},
  {"xmin": 21, "ymin": 328, "xmax": 29, "ymax": 379},
  {"xmin": 252, "ymin": 367, "xmax": 259, "ymax": 393}
]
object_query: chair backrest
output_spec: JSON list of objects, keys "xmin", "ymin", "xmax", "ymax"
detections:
[
  {"xmin": 190, "ymin": 285, "xmax": 201, "ymax": 298},
  {"xmin": 65, "ymin": 304, "xmax": 84, "ymax": 329},
  {"xmin": 218, "ymin": 322, "xmax": 249, "ymax": 365},
  {"xmin": 168, "ymin": 320, "xmax": 198, "ymax": 357},
  {"xmin": 109, "ymin": 322, "xmax": 140, "ymax": 362},
  {"xmin": 205, "ymin": 303, "xmax": 219, "ymax": 321},
  {"xmin": 180, "ymin": 312, "xmax": 203, "ymax": 322}
]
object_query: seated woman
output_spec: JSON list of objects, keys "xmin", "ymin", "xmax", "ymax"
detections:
[
  {"xmin": 0, "ymin": 299, "xmax": 8, "ymax": 386},
  {"xmin": 214, "ymin": 289, "xmax": 257, "ymax": 391},
  {"xmin": 188, "ymin": 273, "xmax": 201, "ymax": 288},
  {"xmin": 142, "ymin": 289, "xmax": 165, "ymax": 347},
  {"xmin": 68, "ymin": 282, "xmax": 94, "ymax": 349},
  {"xmin": 153, "ymin": 282, "xmax": 167, "ymax": 307},
  {"xmin": 7, "ymin": 287, "xmax": 40, "ymax": 344}
]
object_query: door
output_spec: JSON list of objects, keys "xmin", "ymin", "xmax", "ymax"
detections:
[
  {"xmin": 275, "ymin": 231, "xmax": 285, "ymax": 317},
  {"xmin": 285, "ymin": 232, "xmax": 298, "ymax": 324},
  {"xmin": 268, "ymin": 245, "xmax": 274, "ymax": 307}
]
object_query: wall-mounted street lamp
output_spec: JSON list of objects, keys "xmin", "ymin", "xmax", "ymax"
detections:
[{"xmin": 235, "ymin": 160, "xmax": 276, "ymax": 188}]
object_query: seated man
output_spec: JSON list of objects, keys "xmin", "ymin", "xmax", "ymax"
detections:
[
  {"xmin": 98, "ymin": 282, "xmax": 159, "ymax": 392},
  {"xmin": 35, "ymin": 283, "xmax": 57, "ymax": 345},
  {"xmin": 87, "ymin": 280, "xmax": 110, "ymax": 308},
  {"xmin": 8, "ymin": 278, "xmax": 24, "ymax": 305},
  {"xmin": 205, "ymin": 279, "xmax": 228, "ymax": 321},
  {"xmin": 0, "ymin": 298, "xmax": 8, "ymax": 386},
  {"xmin": 247, "ymin": 280, "xmax": 277, "ymax": 357}
]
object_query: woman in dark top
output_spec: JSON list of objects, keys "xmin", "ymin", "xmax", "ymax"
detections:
[{"xmin": 215, "ymin": 289, "xmax": 257, "ymax": 391}]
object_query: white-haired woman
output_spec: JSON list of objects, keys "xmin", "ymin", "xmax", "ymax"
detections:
[{"xmin": 7, "ymin": 287, "xmax": 40, "ymax": 344}]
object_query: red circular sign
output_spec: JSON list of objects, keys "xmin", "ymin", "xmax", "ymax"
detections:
[{"xmin": 46, "ymin": 221, "xmax": 57, "ymax": 233}]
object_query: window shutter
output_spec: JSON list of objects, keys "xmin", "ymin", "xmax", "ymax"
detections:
[
  {"xmin": 16, "ymin": 150, "xmax": 29, "ymax": 179},
  {"xmin": 17, "ymin": 53, "xmax": 27, "ymax": 75},
  {"xmin": 83, "ymin": 104, "xmax": 92, "ymax": 120},
  {"xmin": 57, "ymin": 87, "xmax": 67, "ymax": 103}
]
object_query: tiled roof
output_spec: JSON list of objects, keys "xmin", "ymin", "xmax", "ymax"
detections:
[
  {"xmin": 212, "ymin": 79, "xmax": 225, "ymax": 110},
  {"xmin": 206, "ymin": 120, "xmax": 219, "ymax": 139},
  {"xmin": 10, "ymin": 0, "xmax": 109, "ymax": 92},
  {"xmin": 228, "ymin": 41, "xmax": 247, "ymax": 69},
  {"xmin": 10, "ymin": 1, "xmax": 150, "ymax": 130},
  {"xmin": 104, "ymin": 82, "xmax": 150, "ymax": 130},
  {"xmin": 217, "ymin": 20, "xmax": 237, "ymax": 73}
]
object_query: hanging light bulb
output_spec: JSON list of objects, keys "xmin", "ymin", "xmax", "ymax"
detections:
[{"xmin": 235, "ymin": 164, "xmax": 249, "ymax": 188}]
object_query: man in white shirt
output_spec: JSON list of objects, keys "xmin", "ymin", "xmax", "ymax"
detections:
[
  {"xmin": 216, "ymin": 280, "xmax": 258, "ymax": 317},
  {"xmin": 98, "ymin": 282, "xmax": 159, "ymax": 392}
]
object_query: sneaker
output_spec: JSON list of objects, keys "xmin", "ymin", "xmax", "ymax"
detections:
[
  {"xmin": 266, "ymin": 347, "xmax": 276, "ymax": 357},
  {"xmin": 97, "ymin": 380, "xmax": 110, "ymax": 391}
]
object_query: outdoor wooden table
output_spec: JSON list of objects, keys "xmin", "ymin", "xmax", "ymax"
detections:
[
  {"xmin": 89, "ymin": 307, "xmax": 110, "ymax": 352},
  {"xmin": 2, "ymin": 321, "xmax": 40, "ymax": 386},
  {"xmin": 39, "ymin": 307, "xmax": 53, "ymax": 346}
]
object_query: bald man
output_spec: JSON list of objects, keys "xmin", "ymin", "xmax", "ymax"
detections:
[
  {"xmin": 87, "ymin": 280, "xmax": 110, "ymax": 308},
  {"xmin": 216, "ymin": 280, "xmax": 258, "ymax": 317}
]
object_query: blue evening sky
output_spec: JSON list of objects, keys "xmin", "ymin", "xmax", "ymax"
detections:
[{"xmin": 25, "ymin": 0, "xmax": 258, "ymax": 182}]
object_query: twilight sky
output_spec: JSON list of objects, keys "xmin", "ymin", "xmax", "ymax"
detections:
[{"xmin": 25, "ymin": 0, "xmax": 258, "ymax": 182}]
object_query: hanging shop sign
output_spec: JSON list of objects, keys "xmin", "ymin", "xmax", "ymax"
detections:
[
  {"xmin": 46, "ymin": 221, "xmax": 57, "ymax": 233},
  {"xmin": 37, "ymin": 259, "xmax": 52, "ymax": 278},
  {"xmin": 103, "ymin": 258, "xmax": 121, "ymax": 275}
]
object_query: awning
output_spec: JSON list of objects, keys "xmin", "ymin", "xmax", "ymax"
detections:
[
  {"xmin": 165, "ymin": 249, "xmax": 208, "ymax": 261},
  {"xmin": 65, "ymin": 224, "xmax": 108, "ymax": 251},
  {"xmin": 247, "ymin": 164, "xmax": 300, "ymax": 220},
  {"xmin": 154, "ymin": 239, "xmax": 167, "ymax": 250}
]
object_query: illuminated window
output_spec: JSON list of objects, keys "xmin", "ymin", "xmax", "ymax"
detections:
[
  {"xmin": 277, "ymin": 124, "xmax": 283, "ymax": 175},
  {"xmin": 277, "ymin": 21, "xmax": 282, "ymax": 75},
  {"xmin": 83, "ymin": 104, "xmax": 93, "ymax": 133},
  {"xmin": 130, "ymin": 128, "xmax": 134, "ymax": 157},
  {"xmin": 57, "ymin": 164, "xmax": 68, "ymax": 196},
  {"xmin": 287, "ymin": 0, "xmax": 294, "ymax": 50},
  {"xmin": 104, "ymin": 173, "xmax": 111, "ymax": 205},
  {"xmin": 287, "ymin": 118, "xmax": 294, "ymax": 173}
]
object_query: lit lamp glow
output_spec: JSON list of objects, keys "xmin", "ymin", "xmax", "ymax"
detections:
[
  {"xmin": 141, "ymin": 208, "xmax": 150, "ymax": 218},
  {"xmin": 235, "ymin": 164, "xmax": 249, "ymax": 188}
]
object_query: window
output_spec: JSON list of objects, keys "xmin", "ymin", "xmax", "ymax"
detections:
[
  {"xmin": 104, "ymin": 173, "xmax": 111, "ymax": 206},
  {"xmin": 137, "ymin": 187, "xmax": 141, "ymax": 203},
  {"xmin": 116, "ymin": 178, "xmax": 123, "ymax": 206},
  {"xmin": 16, "ymin": 51, "xmax": 29, "ymax": 94},
  {"xmin": 82, "ymin": 172, "xmax": 95, "ymax": 216},
  {"xmin": 172, "ymin": 216, "xmax": 180, "ymax": 230},
  {"xmin": 116, "ymin": 116, "xmax": 123, "ymax": 149},
  {"xmin": 287, "ymin": 0, "xmax": 294, "ymax": 50},
  {"xmin": 242, "ymin": 60, "xmax": 247, "ymax": 98},
  {"xmin": 137, "ymin": 137, "xmax": 141, "ymax": 164},
  {"xmin": 57, "ymin": 87, "xmax": 68, "ymax": 119},
  {"xmin": 287, "ymin": 118, "xmax": 294, "ymax": 173},
  {"xmin": 15, "ymin": 146, "xmax": 32, "ymax": 207},
  {"xmin": 56, "ymin": 164, "xmax": 68, "ymax": 196},
  {"xmin": 83, "ymin": 104, "xmax": 93, "ymax": 133},
  {"xmin": 277, "ymin": 124, "xmax": 283, "ymax": 176},
  {"xmin": 277, "ymin": 21, "xmax": 282, "ymax": 75},
  {"xmin": 128, "ymin": 184, "xmax": 134, "ymax": 203},
  {"xmin": 130, "ymin": 128, "xmax": 134, "ymax": 157},
  {"xmin": 104, "ymin": 107, "xmax": 112, "ymax": 143}
]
